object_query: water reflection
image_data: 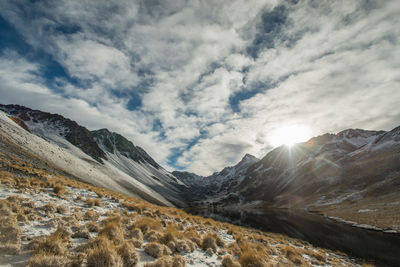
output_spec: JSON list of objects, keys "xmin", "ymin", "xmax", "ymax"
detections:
[{"xmin": 186, "ymin": 207, "xmax": 400, "ymax": 267}]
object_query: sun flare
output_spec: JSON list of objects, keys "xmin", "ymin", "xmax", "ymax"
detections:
[{"xmin": 269, "ymin": 125, "xmax": 312, "ymax": 147}]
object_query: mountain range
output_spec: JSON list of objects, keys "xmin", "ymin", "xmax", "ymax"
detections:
[{"xmin": 1, "ymin": 104, "xmax": 399, "ymax": 231}]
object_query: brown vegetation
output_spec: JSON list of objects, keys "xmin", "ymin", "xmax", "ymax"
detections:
[
  {"xmin": 145, "ymin": 242, "xmax": 171, "ymax": 258},
  {"xmin": 222, "ymin": 254, "xmax": 241, "ymax": 267}
]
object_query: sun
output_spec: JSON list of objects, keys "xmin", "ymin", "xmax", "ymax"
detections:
[{"xmin": 269, "ymin": 125, "xmax": 312, "ymax": 147}]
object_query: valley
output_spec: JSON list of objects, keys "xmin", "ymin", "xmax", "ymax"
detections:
[{"xmin": 1, "ymin": 104, "xmax": 399, "ymax": 266}]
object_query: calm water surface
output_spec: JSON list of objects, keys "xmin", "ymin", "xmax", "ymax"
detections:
[{"xmin": 185, "ymin": 207, "xmax": 400, "ymax": 267}]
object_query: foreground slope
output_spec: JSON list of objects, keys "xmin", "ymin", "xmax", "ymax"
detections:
[
  {"xmin": 0, "ymin": 147, "xmax": 363, "ymax": 266},
  {"xmin": 0, "ymin": 104, "xmax": 186, "ymax": 206}
]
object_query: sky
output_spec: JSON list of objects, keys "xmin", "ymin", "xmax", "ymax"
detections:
[{"xmin": 0, "ymin": 0, "xmax": 399, "ymax": 176}]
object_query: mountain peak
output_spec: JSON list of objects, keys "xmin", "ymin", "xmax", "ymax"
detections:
[{"xmin": 243, "ymin": 153, "xmax": 258, "ymax": 160}]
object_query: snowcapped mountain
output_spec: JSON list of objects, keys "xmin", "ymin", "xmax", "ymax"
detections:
[
  {"xmin": 173, "ymin": 153, "xmax": 259, "ymax": 201},
  {"xmin": 208, "ymin": 127, "xmax": 400, "ymax": 212},
  {"xmin": 1, "ymin": 103, "xmax": 399, "ymax": 222},
  {"xmin": 0, "ymin": 104, "xmax": 186, "ymax": 207},
  {"xmin": 0, "ymin": 104, "xmax": 105, "ymax": 162}
]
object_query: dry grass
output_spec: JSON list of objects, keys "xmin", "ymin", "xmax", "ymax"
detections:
[
  {"xmin": 222, "ymin": 254, "xmax": 241, "ymax": 267},
  {"xmin": 71, "ymin": 227, "xmax": 90, "ymax": 239},
  {"xmin": 85, "ymin": 221, "xmax": 100, "ymax": 233},
  {"xmin": 306, "ymin": 249, "xmax": 326, "ymax": 263},
  {"xmin": 161, "ymin": 224, "xmax": 181, "ymax": 244},
  {"xmin": 144, "ymin": 230, "xmax": 163, "ymax": 242},
  {"xmin": 127, "ymin": 228, "xmax": 143, "ymax": 240},
  {"xmin": 84, "ymin": 209, "xmax": 99, "ymax": 221},
  {"xmin": 168, "ymin": 239, "xmax": 197, "ymax": 254},
  {"xmin": 239, "ymin": 250, "xmax": 267, "ymax": 267},
  {"xmin": 86, "ymin": 198, "xmax": 102, "ymax": 207},
  {"xmin": 39, "ymin": 203, "xmax": 57, "ymax": 213},
  {"xmin": 29, "ymin": 254, "xmax": 69, "ymax": 267},
  {"xmin": 145, "ymin": 242, "xmax": 171, "ymax": 258},
  {"xmin": 53, "ymin": 184, "xmax": 68, "ymax": 196},
  {"xmin": 283, "ymin": 245, "xmax": 305, "ymax": 265},
  {"xmin": 117, "ymin": 241, "xmax": 140, "ymax": 266},
  {"xmin": 56, "ymin": 205, "xmax": 68, "ymax": 214},
  {"xmin": 201, "ymin": 233, "xmax": 219, "ymax": 253},
  {"xmin": 86, "ymin": 243, "xmax": 123, "ymax": 267},
  {"xmin": 134, "ymin": 217, "xmax": 163, "ymax": 234},
  {"xmin": 99, "ymin": 221, "xmax": 125, "ymax": 245},
  {"xmin": 144, "ymin": 255, "xmax": 186, "ymax": 267},
  {"xmin": 183, "ymin": 227, "xmax": 202, "ymax": 246},
  {"xmin": 0, "ymin": 148, "xmax": 362, "ymax": 267},
  {"xmin": 33, "ymin": 227, "xmax": 70, "ymax": 256}
]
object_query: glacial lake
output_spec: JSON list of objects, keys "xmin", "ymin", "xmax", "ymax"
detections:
[{"xmin": 185, "ymin": 207, "xmax": 400, "ymax": 267}]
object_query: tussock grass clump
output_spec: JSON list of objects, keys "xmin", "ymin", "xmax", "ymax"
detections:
[
  {"xmin": 72, "ymin": 227, "xmax": 90, "ymax": 239},
  {"xmin": 86, "ymin": 198, "xmax": 102, "ymax": 207},
  {"xmin": 53, "ymin": 184, "xmax": 67, "ymax": 196},
  {"xmin": 222, "ymin": 254, "xmax": 241, "ymax": 267},
  {"xmin": 283, "ymin": 245, "xmax": 305, "ymax": 265},
  {"xmin": 75, "ymin": 236, "xmax": 109, "ymax": 253},
  {"xmin": 16, "ymin": 212, "xmax": 28, "ymax": 222},
  {"xmin": 201, "ymin": 232, "xmax": 224, "ymax": 253},
  {"xmin": 127, "ymin": 228, "xmax": 143, "ymax": 240},
  {"xmin": 161, "ymin": 224, "xmax": 181, "ymax": 244},
  {"xmin": 34, "ymin": 227, "xmax": 70, "ymax": 256},
  {"xmin": 86, "ymin": 221, "xmax": 100, "ymax": 233},
  {"xmin": 117, "ymin": 241, "xmax": 140, "ymax": 266},
  {"xmin": 239, "ymin": 250, "xmax": 267, "ymax": 267},
  {"xmin": 144, "ymin": 242, "xmax": 171, "ymax": 258},
  {"xmin": 183, "ymin": 227, "xmax": 202, "ymax": 246},
  {"xmin": 101, "ymin": 214, "xmax": 122, "ymax": 225},
  {"xmin": 144, "ymin": 230, "xmax": 163, "ymax": 242},
  {"xmin": 84, "ymin": 209, "xmax": 99, "ymax": 221},
  {"xmin": 29, "ymin": 254, "xmax": 69, "ymax": 267},
  {"xmin": 168, "ymin": 239, "xmax": 196, "ymax": 254},
  {"xmin": 306, "ymin": 249, "xmax": 326, "ymax": 262},
  {"xmin": 56, "ymin": 205, "xmax": 68, "ymax": 214},
  {"xmin": 99, "ymin": 222, "xmax": 125, "ymax": 245},
  {"xmin": 144, "ymin": 255, "xmax": 186, "ymax": 267},
  {"xmin": 128, "ymin": 238, "xmax": 143, "ymax": 248},
  {"xmin": 134, "ymin": 217, "xmax": 162, "ymax": 234},
  {"xmin": 39, "ymin": 203, "xmax": 57, "ymax": 213},
  {"xmin": 86, "ymin": 243, "xmax": 123, "ymax": 267}
]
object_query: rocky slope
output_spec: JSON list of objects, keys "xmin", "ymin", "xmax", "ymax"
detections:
[
  {"xmin": 173, "ymin": 154, "xmax": 258, "ymax": 202},
  {"xmin": 0, "ymin": 104, "xmax": 186, "ymax": 207},
  {"xmin": 197, "ymin": 127, "xmax": 400, "ymax": 231}
]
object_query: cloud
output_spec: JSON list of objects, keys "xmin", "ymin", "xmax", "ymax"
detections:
[{"xmin": 0, "ymin": 0, "xmax": 399, "ymax": 176}]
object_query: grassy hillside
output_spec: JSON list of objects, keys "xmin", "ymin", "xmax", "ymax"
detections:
[{"xmin": 0, "ymin": 139, "xmax": 368, "ymax": 266}]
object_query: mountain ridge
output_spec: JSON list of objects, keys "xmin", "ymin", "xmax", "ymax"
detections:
[{"xmin": 0, "ymin": 104, "xmax": 186, "ymax": 207}]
